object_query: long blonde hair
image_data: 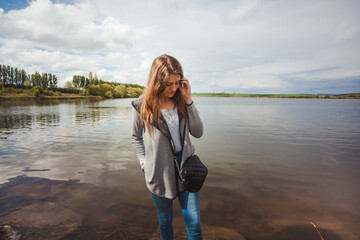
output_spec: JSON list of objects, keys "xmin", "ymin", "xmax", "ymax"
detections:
[{"xmin": 140, "ymin": 54, "xmax": 188, "ymax": 135}]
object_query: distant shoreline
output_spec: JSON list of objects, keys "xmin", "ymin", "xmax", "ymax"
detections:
[
  {"xmin": 192, "ymin": 93, "xmax": 360, "ymax": 99},
  {"xmin": 2, "ymin": 91, "xmax": 360, "ymax": 101},
  {"xmin": 0, "ymin": 92, "xmax": 100, "ymax": 101}
]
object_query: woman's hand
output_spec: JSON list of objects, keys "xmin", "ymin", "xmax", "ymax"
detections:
[{"xmin": 179, "ymin": 78, "xmax": 193, "ymax": 104}]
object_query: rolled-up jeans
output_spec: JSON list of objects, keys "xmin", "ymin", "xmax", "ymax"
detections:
[{"xmin": 150, "ymin": 151, "xmax": 202, "ymax": 240}]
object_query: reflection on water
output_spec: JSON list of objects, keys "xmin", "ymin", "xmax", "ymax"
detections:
[
  {"xmin": 0, "ymin": 97, "xmax": 360, "ymax": 239},
  {"xmin": 0, "ymin": 99, "xmax": 135, "ymax": 184},
  {"xmin": 0, "ymin": 112, "xmax": 60, "ymax": 139}
]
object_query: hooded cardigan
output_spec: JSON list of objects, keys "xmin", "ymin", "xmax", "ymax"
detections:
[{"xmin": 131, "ymin": 97, "xmax": 203, "ymax": 199}]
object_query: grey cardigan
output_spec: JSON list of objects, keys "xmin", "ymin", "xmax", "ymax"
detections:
[{"xmin": 131, "ymin": 97, "xmax": 203, "ymax": 199}]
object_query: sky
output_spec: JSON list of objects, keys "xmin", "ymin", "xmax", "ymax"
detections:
[{"xmin": 0, "ymin": 0, "xmax": 359, "ymax": 94}]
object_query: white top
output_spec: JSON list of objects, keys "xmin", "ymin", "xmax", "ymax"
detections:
[{"xmin": 161, "ymin": 106, "xmax": 182, "ymax": 152}]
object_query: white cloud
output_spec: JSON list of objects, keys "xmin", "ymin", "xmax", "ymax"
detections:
[
  {"xmin": 0, "ymin": 0, "xmax": 359, "ymax": 93},
  {"xmin": 0, "ymin": 0, "xmax": 154, "ymax": 86},
  {"xmin": 0, "ymin": 0, "xmax": 151, "ymax": 52}
]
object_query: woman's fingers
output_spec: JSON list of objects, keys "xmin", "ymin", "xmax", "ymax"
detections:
[
  {"xmin": 181, "ymin": 78, "xmax": 190, "ymax": 90},
  {"xmin": 180, "ymin": 78, "xmax": 192, "ymax": 103}
]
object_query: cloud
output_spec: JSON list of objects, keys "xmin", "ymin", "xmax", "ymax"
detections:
[
  {"xmin": 0, "ymin": 0, "xmax": 154, "ymax": 86},
  {"xmin": 0, "ymin": 0, "xmax": 151, "ymax": 52},
  {"xmin": 192, "ymin": 57, "xmax": 360, "ymax": 94},
  {"xmin": 0, "ymin": 0, "xmax": 359, "ymax": 93}
]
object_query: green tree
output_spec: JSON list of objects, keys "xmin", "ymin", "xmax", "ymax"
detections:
[
  {"xmin": 85, "ymin": 78, "xmax": 90, "ymax": 89},
  {"xmin": 2, "ymin": 66, "xmax": 6, "ymax": 84},
  {"xmin": 5, "ymin": 66, "xmax": 11, "ymax": 84},
  {"xmin": 80, "ymin": 76, "xmax": 86, "ymax": 89},
  {"xmin": 72, "ymin": 75, "xmax": 81, "ymax": 89},
  {"xmin": 94, "ymin": 73, "xmax": 99, "ymax": 85},
  {"xmin": 32, "ymin": 86, "xmax": 43, "ymax": 97},
  {"xmin": 20, "ymin": 69, "xmax": 27, "ymax": 86},
  {"xmin": 44, "ymin": 88, "xmax": 53, "ymax": 96},
  {"xmin": 0, "ymin": 65, "xmax": 4, "ymax": 84},
  {"xmin": 105, "ymin": 91, "xmax": 113, "ymax": 98},
  {"xmin": 31, "ymin": 72, "xmax": 41, "ymax": 86},
  {"xmin": 0, "ymin": 64, "xmax": 57, "ymax": 88},
  {"xmin": 9, "ymin": 66, "xmax": 14, "ymax": 85},
  {"xmin": 88, "ymin": 84, "xmax": 101, "ymax": 96},
  {"xmin": 126, "ymin": 87, "xmax": 143, "ymax": 98},
  {"xmin": 47, "ymin": 73, "xmax": 58, "ymax": 88},
  {"xmin": 88, "ymin": 72, "xmax": 94, "ymax": 85},
  {"xmin": 114, "ymin": 84, "xmax": 126, "ymax": 98},
  {"xmin": 48, "ymin": 73, "xmax": 53, "ymax": 88},
  {"xmin": 52, "ymin": 75, "xmax": 58, "ymax": 88},
  {"xmin": 14, "ymin": 67, "xmax": 19, "ymax": 85},
  {"xmin": 41, "ymin": 72, "xmax": 49, "ymax": 88},
  {"xmin": 100, "ymin": 83, "xmax": 114, "ymax": 97},
  {"xmin": 24, "ymin": 79, "xmax": 31, "ymax": 87}
]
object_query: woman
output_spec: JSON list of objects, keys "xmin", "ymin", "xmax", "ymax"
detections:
[{"xmin": 131, "ymin": 54, "xmax": 204, "ymax": 240}]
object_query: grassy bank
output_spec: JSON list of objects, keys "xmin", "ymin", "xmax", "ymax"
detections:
[
  {"xmin": 0, "ymin": 92, "xmax": 100, "ymax": 101},
  {"xmin": 0, "ymin": 85, "xmax": 143, "ymax": 101},
  {"xmin": 0, "ymin": 86, "xmax": 100, "ymax": 101},
  {"xmin": 192, "ymin": 93, "xmax": 360, "ymax": 99}
]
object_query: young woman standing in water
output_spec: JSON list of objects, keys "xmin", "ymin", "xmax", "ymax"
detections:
[{"xmin": 131, "ymin": 54, "xmax": 204, "ymax": 240}]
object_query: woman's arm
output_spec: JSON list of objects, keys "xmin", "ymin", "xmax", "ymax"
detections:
[
  {"xmin": 180, "ymin": 78, "xmax": 203, "ymax": 138},
  {"xmin": 131, "ymin": 108, "xmax": 146, "ymax": 170},
  {"xmin": 187, "ymin": 102, "xmax": 203, "ymax": 138}
]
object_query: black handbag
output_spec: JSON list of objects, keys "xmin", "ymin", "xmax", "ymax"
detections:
[
  {"xmin": 167, "ymin": 135, "xmax": 208, "ymax": 192},
  {"xmin": 178, "ymin": 154, "xmax": 208, "ymax": 192}
]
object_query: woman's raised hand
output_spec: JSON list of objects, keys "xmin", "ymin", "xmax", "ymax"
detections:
[{"xmin": 179, "ymin": 78, "xmax": 193, "ymax": 104}]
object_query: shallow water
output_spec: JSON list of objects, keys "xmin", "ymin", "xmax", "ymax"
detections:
[{"xmin": 0, "ymin": 97, "xmax": 359, "ymax": 239}]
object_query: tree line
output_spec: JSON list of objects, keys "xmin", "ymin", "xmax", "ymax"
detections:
[
  {"xmin": 1, "ymin": 64, "xmax": 143, "ymax": 98},
  {"xmin": 67, "ymin": 72, "xmax": 144, "ymax": 98},
  {"xmin": 0, "ymin": 64, "xmax": 58, "ymax": 88}
]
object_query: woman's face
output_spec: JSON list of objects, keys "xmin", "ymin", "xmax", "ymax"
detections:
[{"xmin": 162, "ymin": 74, "xmax": 181, "ymax": 99}]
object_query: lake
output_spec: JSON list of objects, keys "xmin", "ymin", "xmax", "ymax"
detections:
[{"xmin": 0, "ymin": 97, "xmax": 359, "ymax": 239}]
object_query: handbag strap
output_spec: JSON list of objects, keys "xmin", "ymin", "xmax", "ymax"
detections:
[
  {"xmin": 167, "ymin": 134, "xmax": 181, "ymax": 172},
  {"xmin": 165, "ymin": 130, "xmax": 185, "ymax": 183}
]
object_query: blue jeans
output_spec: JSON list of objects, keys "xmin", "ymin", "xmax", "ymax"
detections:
[{"xmin": 150, "ymin": 152, "xmax": 202, "ymax": 240}]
